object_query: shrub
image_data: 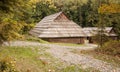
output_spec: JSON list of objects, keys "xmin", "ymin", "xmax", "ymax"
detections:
[
  {"xmin": 0, "ymin": 57, "xmax": 18, "ymax": 72},
  {"xmin": 95, "ymin": 40, "xmax": 120, "ymax": 57},
  {"xmin": 92, "ymin": 34, "xmax": 109, "ymax": 47},
  {"xmin": 0, "ymin": 18, "xmax": 23, "ymax": 45}
]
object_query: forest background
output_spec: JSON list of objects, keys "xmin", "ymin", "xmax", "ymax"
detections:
[{"xmin": 0, "ymin": 0, "xmax": 120, "ymax": 43}]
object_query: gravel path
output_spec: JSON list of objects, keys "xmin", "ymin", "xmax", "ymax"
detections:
[
  {"xmin": 5, "ymin": 41, "xmax": 120, "ymax": 72},
  {"xmin": 47, "ymin": 47, "xmax": 120, "ymax": 72}
]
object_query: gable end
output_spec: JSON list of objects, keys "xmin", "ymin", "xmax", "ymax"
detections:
[{"xmin": 54, "ymin": 13, "xmax": 69, "ymax": 21}]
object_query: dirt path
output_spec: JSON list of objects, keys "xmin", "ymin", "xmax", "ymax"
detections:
[
  {"xmin": 5, "ymin": 41, "xmax": 120, "ymax": 72},
  {"xmin": 47, "ymin": 47, "xmax": 120, "ymax": 72}
]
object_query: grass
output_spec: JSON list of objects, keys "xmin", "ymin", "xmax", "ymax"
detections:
[
  {"xmin": 0, "ymin": 46, "xmax": 44, "ymax": 72},
  {"xmin": 0, "ymin": 46, "xmax": 62, "ymax": 72},
  {"xmin": 51, "ymin": 42, "xmax": 84, "ymax": 47},
  {"xmin": 24, "ymin": 34, "xmax": 49, "ymax": 43},
  {"xmin": 0, "ymin": 46, "xmax": 99, "ymax": 72},
  {"xmin": 72, "ymin": 49, "xmax": 120, "ymax": 67},
  {"xmin": 57, "ymin": 64, "xmax": 100, "ymax": 72}
]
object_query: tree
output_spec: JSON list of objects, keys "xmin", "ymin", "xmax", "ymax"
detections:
[
  {"xmin": 94, "ymin": 0, "xmax": 120, "ymax": 47},
  {"xmin": 98, "ymin": 2, "xmax": 120, "ymax": 38},
  {"xmin": 54, "ymin": 0, "xmax": 84, "ymax": 26},
  {"xmin": 0, "ymin": 18, "xmax": 23, "ymax": 44},
  {"xmin": 92, "ymin": 33, "xmax": 109, "ymax": 47},
  {"xmin": 98, "ymin": 3, "xmax": 120, "ymax": 14},
  {"xmin": 0, "ymin": 0, "xmax": 33, "ymax": 44},
  {"xmin": 33, "ymin": 0, "xmax": 58, "ymax": 23},
  {"xmin": 81, "ymin": 0, "xmax": 97, "ymax": 27},
  {"xmin": 93, "ymin": 14, "xmax": 109, "ymax": 47}
]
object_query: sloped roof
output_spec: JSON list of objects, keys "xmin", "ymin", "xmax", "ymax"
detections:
[
  {"xmin": 36, "ymin": 12, "xmax": 63, "ymax": 26},
  {"xmin": 83, "ymin": 27, "xmax": 117, "ymax": 36},
  {"xmin": 29, "ymin": 12, "xmax": 86, "ymax": 38}
]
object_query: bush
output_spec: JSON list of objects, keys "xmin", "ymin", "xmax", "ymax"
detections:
[
  {"xmin": 0, "ymin": 57, "xmax": 18, "ymax": 72},
  {"xmin": 0, "ymin": 18, "xmax": 23, "ymax": 45},
  {"xmin": 96, "ymin": 40, "xmax": 120, "ymax": 57},
  {"xmin": 92, "ymin": 34, "xmax": 109, "ymax": 46}
]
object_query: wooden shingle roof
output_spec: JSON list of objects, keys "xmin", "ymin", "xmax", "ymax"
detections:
[
  {"xmin": 83, "ymin": 27, "xmax": 117, "ymax": 36},
  {"xmin": 29, "ymin": 12, "xmax": 86, "ymax": 38}
]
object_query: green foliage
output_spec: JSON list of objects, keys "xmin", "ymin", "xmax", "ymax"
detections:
[
  {"xmin": 52, "ymin": 43, "xmax": 84, "ymax": 47},
  {"xmin": 0, "ymin": 18, "xmax": 23, "ymax": 44},
  {"xmin": 81, "ymin": 0, "xmax": 98, "ymax": 27},
  {"xmin": 22, "ymin": 23, "xmax": 35, "ymax": 34},
  {"xmin": 0, "ymin": 0, "xmax": 120, "ymax": 44},
  {"xmin": 107, "ymin": 14, "xmax": 120, "ymax": 39},
  {"xmin": 54, "ymin": 0, "xmax": 99, "ymax": 27},
  {"xmin": 0, "ymin": 46, "xmax": 41, "ymax": 72},
  {"xmin": 93, "ymin": 12, "xmax": 113, "ymax": 47},
  {"xmin": 97, "ymin": 0, "xmax": 120, "ymax": 38},
  {"xmin": 58, "ymin": 65, "xmax": 100, "ymax": 72},
  {"xmin": 62, "ymin": 65, "xmax": 82, "ymax": 72},
  {"xmin": 54, "ymin": 0, "xmax": 84, "ymax": 26},
  {"xmin": 96, "ymin": 40, "xmax": 120, "ymax": 57},
  {"xmin": 92, "ymin": 34, "xmax": 109, "ymax": 46},
  {"xmin": 25, "ymin": 35, "xmax": 49, "ymax": 43},
  {"xmin": 33, "ymin": 0, "xmax": 58, "ymax": 22},
  {"xmin": 0, "ymin": 57, "xmax": 18, "ymax": 72},
  {"xmin": 0, "ymin": 0, "xmax": 35, "ymax": 44}
]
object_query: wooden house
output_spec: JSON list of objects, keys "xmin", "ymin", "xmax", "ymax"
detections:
[
  {"xmin": 29, "ymin": 12, "xmax": 86, "ymax": 44},
  {"xmin": 83, "ymin": 27, "xmax": 118, "ymax": 43},
  {"xmin": 29, "ymin": 12, "xmax": 118, "ymax": 44}
]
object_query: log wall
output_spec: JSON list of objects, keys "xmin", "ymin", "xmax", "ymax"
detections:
[{"xmin": 42, "ymin": 37, "xmax": 85, "ymax": 44}]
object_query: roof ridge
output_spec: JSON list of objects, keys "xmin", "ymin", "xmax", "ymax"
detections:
[
  {"xmin": 44, "ymin": 11, "xmax": 63, "ymax": 20},
  {"xmin": 36, "ymin": 11, "xmax": 63, "ymax": 25},
  {"xmin": 49, "ymin": 11, "xmax": 62, "ymax": 16}
]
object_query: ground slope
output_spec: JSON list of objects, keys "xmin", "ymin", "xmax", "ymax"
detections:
[{"xmin": 5, "ymin": 41, "xmax": 120, "ymax": 72}]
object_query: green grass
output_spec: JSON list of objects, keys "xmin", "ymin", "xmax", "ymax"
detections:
[
  {"xmin": 0, "ymin": 46, "xmax": 43, "ymax": 72},
  {"xmin": 72, "ymin": 49, "xmax": 120, "ymax": 68},
  {"xmin": 0, "ymin": 46, "xmax": 99, "ymax": 72},
  {"xmin": 51, "ymin": 42, "xmax": 84, "ymax": 47},
  {"xmin": 0, "ymin": 46, "xmax": 101, "ymax": 72},
  {"xmin": 24, "ymin": 34, "xmax": 49, "ymax": 43},
  {"xmin": 0, "ymin": 46, "xmax": 61, "ymax": 72},
  {"xmin": 57, "ymin": 64, "xmax": 100, "ymax": 72}
]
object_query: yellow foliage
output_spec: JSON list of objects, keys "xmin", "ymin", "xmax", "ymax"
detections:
[
  {"xmin": 30, "ymin": 0, "xmax": 56, "ymax": 8},
  {"xmin": 98, "ymin": 3, "xmax": 120, "ymax": 14},
  {"xmin": 30, "ymin": 0, "xmax": 40, "ymax": 3},
  {"xmin": 0, "ymin": 57, "xmax": 18, "ymax": 72},
  {"xmin": 0, "ymin": 18, "xmax": 24, "ymax": 43}
]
